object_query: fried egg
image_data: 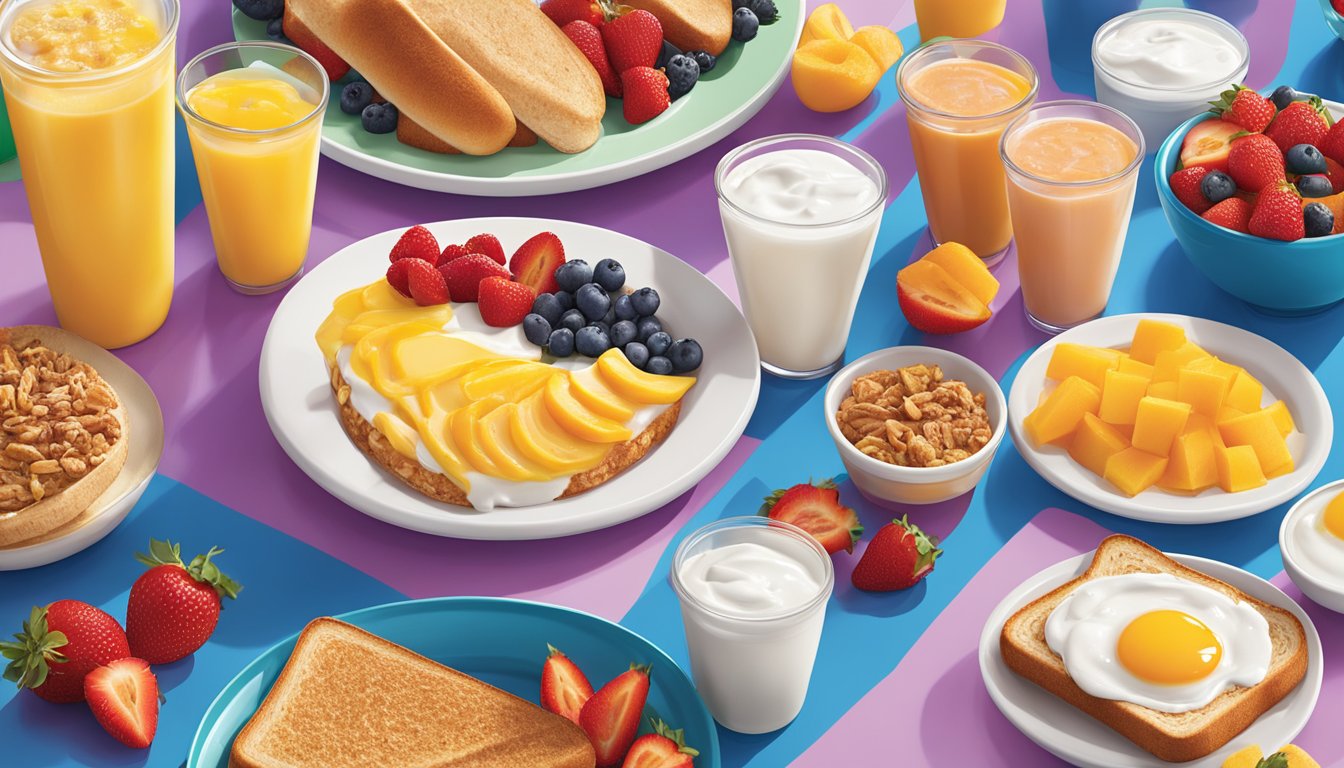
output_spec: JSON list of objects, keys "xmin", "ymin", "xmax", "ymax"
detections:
[
  {"xmin": 1290, "ymin": 491, "xmax": 1344, "ymax": 588},
  {"xmin": 1044, "ymin": 572, "xmax": 1271, "ymax": 713}
]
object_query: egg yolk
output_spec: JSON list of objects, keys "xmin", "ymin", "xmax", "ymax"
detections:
[
  {"xmin": 1323, "ymin": 492, "xmax": 1344, "ymax": 541},
  {"xmin": 1117, "ymin": 610, "xmax": 1222, "ymax": 686}
]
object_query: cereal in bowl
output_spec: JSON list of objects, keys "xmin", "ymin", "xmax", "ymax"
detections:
[{"xmin": 836, "ymin": 364, "xmax": 992, "ymax": 468}]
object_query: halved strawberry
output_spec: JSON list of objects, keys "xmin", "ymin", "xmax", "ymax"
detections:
[
  {"xmin": 580, "ymin": 664, "xmax": 650, "ymax": 768},
  {"xmin": 540, "ymin": 644, "xmax": 594, "ymax": 725},
  {"xmin": 84, "ymin": 658, "xmax": 159, "ymax": 749},
  {"xmin": 1179, "ymin": 118, "xmax": 1242, "ymax": 172},
  {"xmin": 510, "ymin": 232, "xmax": 567, "ymax": 295},
  {"xmin": 759, "ymin": 478, "xmax": 862, "ymax": 555},
  {"xmin": 282, "ymin": 5, "xmax": 349, "ymax": 81},
  {"xmin": 622, "ymin": 719, "xmax": 699, "ymax": 768},
  {"xmin": 386, "ymin": 259, "xmax": 415, "ymax": 298},
  {"xmin": 465, "ymin": 233, "xmax": 507, "ymax": 265},
  {"xmin": 896, "ymin": 260, "xmax": 991, "ymax": 334}
]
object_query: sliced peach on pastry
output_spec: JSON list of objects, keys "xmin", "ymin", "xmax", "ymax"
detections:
[
  {"xmin": 595, "ymin": 349, "xmax": 695, "ymax": 404},
  {"xmin": 544, "ymin": 374, "xmax": 633, "ymax": 444},
  {"xmin": 476, "ymin": 404, "xmax": 552, "ymax": 482},
  {"xmin": 569, "ymin": 365, "xmax": 638, "ymax": 422},
  {"xmin": 451, "ymin": 397, "xmax": 505, "ymax": 475},
  {"xmin": 460, "ymin": 361, "xmax": 555, "ymax": 402},
  {"xmin": 511, "ymin": 392, "xmax": 611, "ymax": 474}
]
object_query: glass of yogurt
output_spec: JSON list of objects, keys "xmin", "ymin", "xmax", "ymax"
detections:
[
  {"xmin": 715, "ymin": 134, "xmax": 887, "ymax": 380},
  {"xmin": 1092, "ymin": 8, "xmax": 1250, "ymax": 151},
  {"xmin": 671, "ymin": 516, "xmax": 835, "ymax": 734}
]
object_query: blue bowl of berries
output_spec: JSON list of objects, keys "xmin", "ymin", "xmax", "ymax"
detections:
[
  {"xmin": 1155, "ymin": 101, "xmax": 1344, "ymax": 315},
  {"xmin": 1319, "ymin": 0, "xmax": 1344, "ymax": 42}
]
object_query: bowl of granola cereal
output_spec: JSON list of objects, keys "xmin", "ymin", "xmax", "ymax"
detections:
[{"xmin": 824, "ymin": 346, "xmax": 1006, "ymax": 505}]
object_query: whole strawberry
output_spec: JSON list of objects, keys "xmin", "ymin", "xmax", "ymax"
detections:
[
  {"xmin": 440, "ymin": 253, "xmax": 512, "ymax": 302},
  {"xmin": 478, "ymin": 276, "xmax": 537, "ymax": 327},
  {"xmin": 851, "ymin": 516, "xmax": 942, "ymax": 592},
  {"xmin": 621, "ymin": 67, "xmax": 671, "ymax": 125},
  {"xmin": 464, "ymin": 233, "xmax": 507, "ymax": 265},
  {"xmin": 1248, "ymin": 183, "xmax": 1305, "ymax": 241},
  {"xmin": 564, "ymin": 20, "xmax": 622, "ymax": 98},
  {"xmin": 540, "ymin": 0, "xmax": 603, "ymax": 27},
  {"xmin": 1209, "ymin": 84, "xmax": 1275, "ymax": 133},
  {"xmin": 601, "ymin": 9, "xmax": 663, "ymax": 73},
  {"xmin": 126, "ymin": 539, "xmax": 242, "ymax": 665},
  {"xmin": 1227, "ymin": 133, "xmax": 1286, "ymax": 192},
  {"xmin": 1265, "ymin": 99, "xmax": 1331, "ymax": 152},
  {"xmin": 1320, "ymin": 121, "xmax": 1344, "ymax": 166},
  {"xmin": 1169, "ymin": 166, "xmax": 1212, "ymax": 214},
  {"xmin": 1, "ymin": 601, "xmax": 130, "ymax": 703},
  {"xmin": 389, "ymin": 224, "xmax": 440, "ymax": 263},
  {"xmin": 760, "ymin": 478, "xmax": 862, "ymax": 555},
  {"xmin": 405, "ymin": 258, "xmax": 450, "ymax": 306},
  {"xmin": 1201, "ymin": 197, "xmax": 1253, "ymax": 233}
]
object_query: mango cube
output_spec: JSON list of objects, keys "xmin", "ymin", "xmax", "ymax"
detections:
[
  {"xmin": 1215, "ymin": 443, "xmax": 1267, "ymax": 492},
  {"xmin": 1176, "ymin": 366, "xmax": 1232, "ymax": 417},
  {"xmin": 1159, "ymin": 428, "xmax": 1218, "ymax": 493},
  {"xmin": 1099, "ymin": 369, "xmax": 1150, "ymax": 425},
  {"xmin": 1117, "ymin": 356, "xmax": 1155, "ymax": 379},
  {"xmin": 1184, "ymin": 413, "xmax": 1225, "ymax": 447},
  {"xmin": 1147, "ymin": 381, "xmax": 1178, "ymax": 400},
  {"xmin": 1046, "ymin": 343, "xmax": 1122, "ymax": 388},
  {"xmin": 1104, "ymin": 447, "xmax": 1169, "ymax": 496},
  {"xmin": 1024, "ymin": 376, "xmax": 1101, "ymax": 446},
  {"xmin": 1152, "ymin": 342, "xmax": 1212, "ymax": 382},
  {"xmin": 1216, "ymin": 405, "xmax": 1246, "ymax": 424},
  {"xmin": 1265, "ymin": 400, "xmax": 1296, "ymax": 437},
  {"xmin": 1220, "ymin": 409, "xmax": 1294, "ymax": 477},
  {"xmin": 1132, "ymin": 397, "xmax": 1192, "ymax": 456},
  {"xmin": 1129, "ymin": 319, "xmax": 1187, "ymax": 364},
  {"xmin": 1184, "ymin": 356, "xmax": 1242, "ymax": 391},
  {"xmin": 1225, "ymin": 369, "xmax": 1265, "ymax": 412},
  {"xmin": 1068, "ymin": 413, "xmax": 1130, "ymax": 476}
]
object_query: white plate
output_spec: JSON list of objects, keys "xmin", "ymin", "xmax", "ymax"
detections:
[
  {"xmin": 979, "ymin": 550, "xmax": 1323, "ymax": 768},
  {"xmin": 1007, "ymin": 314, "xmax": 1332, "ymax": 524},
  {"xmin": 0, "ymin": 332, "xmax": 164, "ymax": 570},
  {"xmin": 259, "ymin": 217, "xmax": 760, "ymax": 540}
]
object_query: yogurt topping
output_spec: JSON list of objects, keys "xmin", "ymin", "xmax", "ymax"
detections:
[
  {"xmin": 678, "ymin": 540, "xmax": 824, "ymax": 617},
  {"xmin": 720, "ymin": 149, "xmax": 880, "ymax": 225},
  {"xmin": 1289, "ymin": 492, "xmax": 1344, "ymax": 588},
  {"xmin": 1095, "ymin": 16, "xmax": 1243, "ymax": 89}
]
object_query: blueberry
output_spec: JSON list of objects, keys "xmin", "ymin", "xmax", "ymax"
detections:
[
  {"xmin": 265, "ymin": 17, "xmax": 287, "ymax": 41},
  {"xmin": 592, "ymin": 258, "xmax": 626, "ymax": 292},
  {"xmin": 600, "ymin": 307, "xmax": 617, "ymax": 327},
  {"xmin": 732, "ymin": 0, "xmax": 751, "ymax": 7},
  {"xmin": 554, "ymin": 290, "xmax": 575, "ymax": 312},
  {"xmin": 340, "ymin": 81, "xmax": 374, "ymax": 116},
  {"xmin": 688, "ymin": 50, "xmax": 717, "ymax": 73},
  {"xmin": 547, "ymin": 328, "xmax": 575, "ymax": 357},
  {"xmin": 1286, "ymin": 144, "xmax": 1327, "ymax": 176},
  {"xmin": 1305, "ymin": 202, "xmax": 1335, "ymax": 237},
  {"xmin": 1270, "ymin": 85, "xmax": 1300, "ymax": 111},
  {"xmin": 665, "ymin": 54, "xmax": 700, "ymax": 100},
  {"xmin": 647, "ymin": 356, "xmax": 674, "ymax": 375},
  {"xmin": 613, "ymin": 294, "xmax": 638, "ymax": 321},
  {"xmin": 233, "ymin": 0, "xmax": 284, "ymax": 21},
  {"xmin": 523, "ymin": 314, "xmax": 552, "ymax": 347},
  {"xmin": 748, "ymin": 0, "xmax": 778, "ymax": 23},
  {"xmin": 630, "ymin": 286, "xmax": 660, "ymax": 317},
  {"xmin": 576, "ymin": 283, "xmax": 612, "ymax": 321},
  {"xmin": 667, "ymin": 338, "xmax": 704, "ymax": 373},
  {"xmin": 361, "ymin": 102, "xmax": 398, "ymax": 134},
  {"xmin": 554, "ymin": 260, "xmax": 593, "ymax": 293},
  {"xmin": 732, "ymin": 8, "xmax": 759, "ymax": 42},
  {"xmin": 532, "ymin": 293, "xmax": 564, "ymax": 326},
  {"xmin": 655, "ymin": 39, "xmax": 682, "ymax": 70},
  {"xmin": 645, "ymin": 331, "xmax": 673, "ymax": 357},
  {"xmin": 624, "ymin": 342, "xmax": 650, "ymax": 370},
  {"xmin": 575, "ymin": 326, "xmax": 612, "ymax": 358},
  {"xmin": 1199, "ymin": 170, "xmax": 1236, "ymax": 204},
  {"xmin": 559, "ymin": 309, "xmax": 586, "ymax": 332},
  {"xmin": 610, "ymin": 320, "xmax": 638, "ymax": 348},
  {"xmin": 1296, "ymin": 174, "xmax": 1333, "ymax": 198},
  {"xmin": 589, "ymin": 321, "xmax": 611, "ymax": 337}
]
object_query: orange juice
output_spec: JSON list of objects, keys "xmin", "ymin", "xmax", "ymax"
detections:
[
  {"xmin": 1003, "ymin": 103, "xmax": 1143, "ymax": 333},
  {"xmin": 181, "ymin": 59, "xmax": 326, "ymax": 292},
  {"xmin": 914, "ymin": 0, "xmax": 1006, "ymax": 41},
  {"xmin": 897, "ymin": 42, "xmax": 1037, "ymax": 264},
  {"xmin": 0, "ymin": 0, "xmax": 178, "ymax": 349}
]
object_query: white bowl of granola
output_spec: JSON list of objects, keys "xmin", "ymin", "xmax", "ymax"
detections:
[{"xmin": 824, "ymin": 346, "xmax": 1006, "ymax": 506}]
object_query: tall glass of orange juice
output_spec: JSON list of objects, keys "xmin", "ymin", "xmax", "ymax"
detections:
[
  {"xmin": 896, "ymin": 40, "xmax": 1037, "ymax": 266},
  {"xmin": 914, "ymin": 0, "xmax": 1007, "ymax": 41},
  {"xmin": 0, "ymin": 0, "xmax": 179, "ymax": 349},
  {"xmin": 178, "ymin": 42, "xmax": 328, "ymax": 294},
  {"xmin": 1001, "ymin": 101, "xmax": 1144, "ymax": 334}
]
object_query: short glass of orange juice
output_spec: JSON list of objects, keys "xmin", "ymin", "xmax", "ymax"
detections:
[
  {"xmin": 896, "ymin": 40, "xmax": 1038, "ymax": 266},
  {"xmin": 178, "ymin": 41, "xmax": 329, "ymax": 295},
  {"xmin": 1001, "ymin": 100, "xmax": 1144, "ymax": 334}
]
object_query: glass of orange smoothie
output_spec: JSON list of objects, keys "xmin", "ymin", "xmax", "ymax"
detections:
[
  {"xmin": 1001, "ymin": 101, "xmax": 1143, "ymax": 334},
  {"xmin": 178, "ymin": 42, "xmax": 328, "ymax": 295},
  {"xmin": 896, "ymin": 40, "xmax": 1038, "ymax": 266},
  {"xmin": 0, "ymin": 0, "xmax": 179, "ymax": 349}
]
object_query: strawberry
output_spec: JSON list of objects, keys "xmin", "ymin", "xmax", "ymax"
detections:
[
  {"xmin": 438, "ymin": 243, "xmax": 471, "ymax": 266},
  {"xmin": 386, "ymin": 259, "xmax": 416, "ymax": 298},
  {"xmin": 1265, "ymin": 99, "xmax": 1331, "ymax": 152},
  {"xmin": 389, "ymin": 224, "xmax": 440, "ymax": 263},
  {"xmin": 282, "ymin": 5, "xmax": 349, "ymax": 81},
  {"xmin": 565, "ymin": 20, "xmax": 622, "ymax": 98},
  {"xmin": 1, "ymin": 602, "xmax": 129, "ymax": 703},
  {"xmin": 1334, "ymin": 0, "xmax": 1344, "ymax": 14},
  {"xmin": 621, "ymin": 67, "xmax": 670, "ymax": 125},
  {"xmin": 1208, "ymin": 84, "xmax": 1275, "ymax": 133},
  {"xmin": 84, "ymin": 658, "xmax": 159, "ymax": 749},
  {"xmin": 1320, "ymin": 120, "xmax": 1344, "ymax": 165},
  {"xmin": 1248, "ymin": 182, "xmax": 1305, "ymax": 241},
  {"xmin": 601, "ymin": 9, "xmax": 663, "ymax": 73},
  {"xmin": 541, "ymin": 0, "xmax": 604, "ymax": 27},
  {"xmin": 439, "ymin": 253, "xmax": 511, "ymax": 302},
  {"xmin": 1169, "ymin": 166, "xmax": 1212, "ymax": 214},
  {"xmin": 464, "ymin": 233, "xmax": 507, "ymax": 265},
  {"xmin": 1201, "ymin": 197, "xmax": 1253, "ymax": 233},
  {"xmin": 1179, "ymin": 118, "xmax": 1241, "ymax": 172},
  {"xmin": 540, "ymin": 644, "xmax": 594, "ymax": 725},
  {"xmin": 1227, "ymin": 133, "xmax": 1286, "ymax": 192},
  {"xmin": 622, "ymin": 719, "xmax": 699, "ymax": 768},
  {"xmin": 125, "ymin": 539, "xmax": 242, "ymax": 665},
  {"xmin": 580, "ymin": 664, "xmax": 651, "ymax": 767},
  {"xmin": 406, "ymin": 259, "xmax": 450, "ymax": 305},
  {"xmin": 478, "ymin": 277, "xmax": 537, "ymax": 327},
  {"xmin": 851, "ymin": 515, "xmax": 942, "ymax": 592},
  {"xmin": 510, "ymin": 232, "xmax": 567, "ymax": 295},
  {"xmin": 759, "ymin": 478, "xmax": 862, "ymax": 555}
]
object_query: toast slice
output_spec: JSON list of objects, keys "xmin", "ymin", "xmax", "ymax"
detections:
[
  {"xmin": 1000, "ymin": 535, "xmax": 1308, "ymax": 763},
  {"xmin": 230, "ymin": 618, "xmax": 596, "ymax": 768},
  {"xmin": 623, "ymin": 0, "xmax": 732, "ymax": 56}
]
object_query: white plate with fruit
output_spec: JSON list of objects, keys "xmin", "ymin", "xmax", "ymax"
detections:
[
  {"xmin": 1007, "ymin": 314, "xmax": 1331, "ymax": 524},
  {"xmin": 259, "ymin": 217, "xmax": 759, "ymax": 540}
]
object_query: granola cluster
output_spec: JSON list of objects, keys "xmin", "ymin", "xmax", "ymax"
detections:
[
  {"xmin": 836, "ymin": 364, "xmax": 992, "ymax": 468},
  {"xmin": 0, "ymin": 339, "xmax": 121, "ymax": 512}
]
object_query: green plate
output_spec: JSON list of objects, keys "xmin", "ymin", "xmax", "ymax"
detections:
[{"xmin": 233, "ymin": 4, "xmax": 802, "ymax": 195}]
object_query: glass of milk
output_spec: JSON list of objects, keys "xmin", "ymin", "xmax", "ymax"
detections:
[
  {"xmin": 671, "ymin": 516, "xmax": 835, "ymax": 734},
  {"xmin": 716, "ymin": 135, "xmax": 887, "ymax": 380}
]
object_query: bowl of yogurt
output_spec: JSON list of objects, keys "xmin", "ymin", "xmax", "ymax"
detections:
[
  {"xmin": 1280, "ymin": 479, "xmax": 1344, "ymax": 614},
  {"xmin": 1092, "ymin": 8, "xmax": 1249, "ymax": 151}
]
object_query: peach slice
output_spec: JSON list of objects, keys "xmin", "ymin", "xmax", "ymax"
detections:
[
  {"xmin": 451, "ymin": 398, "xmax": 505, "ymax": 475},
  {"xmin": 791, "ymin": 39, "xmax": 882, "ymax": 113},
  {"xmin": 460, "ymin": 360, "xmax": 554, "ymax": 401},
  {"xmin": 921, "ymin": 242, "xmax": 999, "ymax": 306},
  {"xmin": 850, "ymin": 25, "xmax": 904, "ymax": 72},
  {"xmin": 569, "ymin": 365, "xmax": 638, "ymax": 422},
  {"xmin": 799, "ymin": 3, "xmax": 855, "ymax": 46},
  {"xmin": 896, "ymin": 260, "xmax": 992, "ymax": 335},
  {"xmin": 476, "ymin": 404, "xmax": 552, "ymax": 482},
  {"xmin": 511, "ymin": 392, "xmax": 610, "ymax": 473},
  {"xmin": 595, "ymin": 349, "xmax": 695, "ymax": 405},
  {"xmin": 543, "ymin": 374, "xmax": 632, "ymax": 444}
]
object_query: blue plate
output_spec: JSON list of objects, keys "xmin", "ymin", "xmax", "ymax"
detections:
[{"xmin": 188, "ymin": 597, "xmax": 719, "ymax": 767}]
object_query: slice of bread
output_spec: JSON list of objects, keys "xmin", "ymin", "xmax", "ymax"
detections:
[
  {"xmin": 624, "ymin": 0, "xmax": 733, "ymax": 56},
  {"xmin": 398, "ymin": 114, "xmax": 538, "ymax": 155},
  {"xmin": 229, "ymin": 618, "xmax": 597, "ymax": 768},
  {"xmin": 1000, "ymin": 535, "xmax": 1308, "ymax": 763}
]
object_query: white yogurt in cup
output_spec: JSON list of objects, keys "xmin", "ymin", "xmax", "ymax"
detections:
[
  {"xmin": 1092, "ymin": 8, "xmax": 1249, "ymax": 151},
  {"xmin": 716, "ymin": 135, "xmax": 886, "ymax": 380},
  {"xmin": 671, "ymin": 516, "xmax": 834, "ymax": 733}
]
